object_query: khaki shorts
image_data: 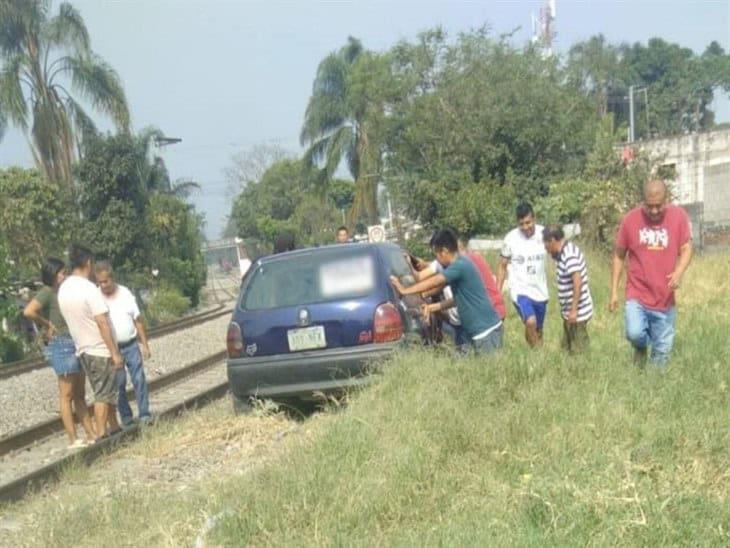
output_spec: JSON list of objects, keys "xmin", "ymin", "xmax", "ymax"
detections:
[{"xmin": 79, "ymin": 354, "xmax": 119, "ymax": 405}]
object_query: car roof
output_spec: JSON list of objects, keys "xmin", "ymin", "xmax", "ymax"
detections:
[{"xmin": 257, "ymin": 242, "xmax": 402, "ymax": 265}]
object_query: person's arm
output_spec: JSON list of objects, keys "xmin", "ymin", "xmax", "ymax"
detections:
[
  {"xmin": 421, "ymin": 298, "xmax": 455, "ymax": 323},
  {"xmin": 134, "ymin": 318, "xmax": 151, "ymax": 359},
  {"xmin": 667, "ymin": 241, "xmax": 693, "ymax": 290},
  {"xmin": 23, "ymin": 299, "xmax": 53, "ymax": 332},
  {"xmin": 609, "ymin": 247, "xmax": 626, "ymax": 313},
  {"xmin": 568, "ymin": 272, "xmax": 582, "ymax": 323},
  {"xmin": 414, "ymin": 265, "xmax": 437, "ymax": 283},
  {"xmin": 496, "ymin": 256, "xmax": 509, "ymax": 293},
  {"xmin": 94, "ymin": 313, "xmax": 123, "ymax": 368},
  {"xmin": 391, "ymin": 273, "xmax": 447, "ymax": 296}
]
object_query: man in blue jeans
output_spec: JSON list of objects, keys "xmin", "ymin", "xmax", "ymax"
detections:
[
  {"xmin": 609, "ymin": 180, "xmax": 693, "ymax": 367},
  {"xmin": 95, "ymin": 262, "xmax": 152, "ymax": 425}
]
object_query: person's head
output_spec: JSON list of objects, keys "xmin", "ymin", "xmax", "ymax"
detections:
[
  {"xmin": 41, "ymin": 257, "xmax": 67, "ymax": 289},
  {"xmin": 336, "ymin": 226, "xmax": 349, "ymax": 244},
  {"xmin": 516, "ymin": 202, "xmax": 536, "ymax": 237},
  {"xmin": 430, "ymin": 229, "xmax": 459, "ymax": 267},
  {"xmin": 68, "ymin": 244, "xmax": 95, "ymax": 278},
  {"xmin": 642, "ymin": 179, "xmax": 668, "ymax": 223},
  {"xmin": 542, "ymin": 224, "xmax": 565, "ymax": 257},
  {"xmin": 274, "ymin": 233, "xmax": 296, "ymax": 254},
  {"xmin": 457, "ymin": 234, "xmax": 470, "ymax": 253},
  {"xmin": 94, "ymin": 261, "xmax": 116, "ymax": 296}
]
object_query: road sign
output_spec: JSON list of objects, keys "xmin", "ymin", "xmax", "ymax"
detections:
[{"xmin": 368, "ymin": 225, "xmax": 386, "ymax": 243}]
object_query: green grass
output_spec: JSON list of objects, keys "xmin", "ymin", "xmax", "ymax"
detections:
[{"xmin": 2, "ymin": 252, "xmax": 729, "ymax": 546}]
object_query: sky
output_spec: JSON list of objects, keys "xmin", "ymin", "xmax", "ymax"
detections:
[{"xmin": 1, "ymin": 0, "xmax": 729, "ymax": 238}]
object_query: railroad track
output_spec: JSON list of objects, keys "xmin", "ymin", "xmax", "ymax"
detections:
[
  {"xmin": 0, "ymin": 305, "xmax": 232, "ymax": 381},
  {"xmin": 0, "ymin": 349, "xmax": 230, "ymax": 503}
]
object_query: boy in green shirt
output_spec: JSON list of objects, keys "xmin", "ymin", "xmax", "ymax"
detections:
[{"xmin": 391, "ymin": 229, "xmax": 503, "ymax": 354}]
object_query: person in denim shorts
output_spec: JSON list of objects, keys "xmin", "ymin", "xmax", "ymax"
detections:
[{"xmin": 24, "ymin": 258, "xmax": 95, "ymax": 448}]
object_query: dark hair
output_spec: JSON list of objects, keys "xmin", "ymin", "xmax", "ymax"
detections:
[
  {"xmin": 68, "ymin": 244, "xmax": 94, "ymax": 270},
  {"xmin": 516, "ymin": 202, "xmax": 534, "ymax": 220},
  {"xmin": 542, "ymin": 224, "xmax": 565, "ymax": 242},
  {"xmin": 274, "ymin": 233, "xmax": 296, "ymax": 254},
  {"xmin": 430, "ymin": 229, "xmax": 458, "ymax": 253},
  {"xmin": 41, "ymin": 257, "xmax": 66, "ymax": 287},
  {"xmin": 337, "ymin": 226, "xmax": 348, "ymax": 233}
]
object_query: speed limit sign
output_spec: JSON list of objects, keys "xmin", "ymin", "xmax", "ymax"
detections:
[{"xmin": 368, "ymin": 225, "xmax": 386, "ymax": 243}]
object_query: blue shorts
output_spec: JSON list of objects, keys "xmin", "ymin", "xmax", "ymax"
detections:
[
  {"xmin": 514, "ymin": 296, "xmax": 548, "ymax": 331},
  {"xmin": 44, "ymin": 334, "xmax": 82, "ymax": 377}
]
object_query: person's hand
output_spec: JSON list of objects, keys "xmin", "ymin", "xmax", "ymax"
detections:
[
  {"xmin": 111, "ymin": 351, "xmax": 124, "ymax": 370},
  {"xmin": 45, "ymin": 323, "xmax": 57, "ymax": 342},
  {"xmin": 608, "ymin": 291, "xmax": 619, "ymax": 313},
  {"xmin": 667, "ymin": 271, "xmax": 682, "ymax": 290},
  {"xmin": 140, "ymin": 344, "xmax": 151, "ymax": 360},
  {"xmin": 390, "ymin": 275, "xmax": 404, "ymax": 294},
  {"xmin": 567, "ymin": 308, "xmax": 578, "ymax": 324},
  {"xmin": 420, "ymin": 304, "xmax": 432, "ymax": 325}
]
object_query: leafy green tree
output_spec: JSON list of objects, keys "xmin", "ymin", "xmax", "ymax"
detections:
[
  {"xmin": 384, "ymin": 29, "xmax": 596, "ymax": 235},
  {"xmin": 146, "ymin": 194, "xmax": 206, "ymax": 306},
  {"xmin": 0, "ymin": 167, "xmax": 73, "ymax": 277},
  {"xmin": 0, "ymin": 0, "xmax": 130, "ymax": 186},
  {"xmin": 567, "ymin": 34, "xmax": 628, "ymax": 117}
]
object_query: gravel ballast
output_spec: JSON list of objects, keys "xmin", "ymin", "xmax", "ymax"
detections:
[{"xmin": 0, "ymin": 314, "xmax": 232, "ymax": 438}]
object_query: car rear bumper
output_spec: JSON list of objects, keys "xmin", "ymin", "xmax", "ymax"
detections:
[{"xmin": 226, "ymin": 342, "xmax": 400, "ymax": 399}]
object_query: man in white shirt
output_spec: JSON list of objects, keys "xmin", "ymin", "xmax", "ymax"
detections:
[
  {"xmin": 497, "ymin": 203, "xmax": 549, "ymax": 347},
  {"xmin": 58, "ymin": 245, "xmax": 123, "ymax": 440},
  {"xmin": 95, "ymin": 262, "xmax": 152, "ymax": 427}
]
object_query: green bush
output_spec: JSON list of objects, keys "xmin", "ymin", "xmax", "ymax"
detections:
[
  {"xmin": 0, "ymin": 334, "xmax": 24, "ymax": 363},
  {"xmin": 144, "ymin": 287, "xmax": 191, "ymax": 326}
]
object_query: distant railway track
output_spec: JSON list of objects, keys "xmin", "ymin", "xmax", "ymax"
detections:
[
  {"xmin": 0, "ymin": 349, "xmax": 229, "ymax": 503},
  {"xmin": 0, "ymin": 305, "xmax": 232, "ymax": 381}
]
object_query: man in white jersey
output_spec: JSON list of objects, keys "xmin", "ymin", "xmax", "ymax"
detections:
[
  {"xmin": 58, "ymin": 245, "xmax": 123, "ymax": 440},
  {"xmin": 496, "ymin": 203, "xmax": 549, "ymax": 347},
  {"xmin": 543, "ymin": 225, "xmax": 593, "ymax": 354},
  {"xmin": 96, "ymin": 261, "xmax": 152, "ymax": 427}
]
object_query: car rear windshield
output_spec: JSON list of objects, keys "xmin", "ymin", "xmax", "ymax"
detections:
[{"xmin": 242, "ymin": 248, "xmax": 377, "ymax": 310}]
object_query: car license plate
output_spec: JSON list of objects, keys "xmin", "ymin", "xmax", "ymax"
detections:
[{"xmin": 287, "ymin": 325, "xmax": 326, "ymax": 352}]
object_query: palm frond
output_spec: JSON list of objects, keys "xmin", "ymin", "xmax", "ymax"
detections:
[
  {"xmin": 323, "ymin": 125, "xmax": 356, "ymax": 179},
  {"xmin": 0, "ymin": 0, "xmax": 48, "ymax": 56},
  {"xmin": 63, "ymin": 95, "xmax": 97, "ymax": 145},
  {"xmin": 43, "ymin": 3, "xmax": 90, "ymax": 54},
  {"xmin": 0, "ymin": 55, "xmax": 29, "ymax": 129},
  {"xmin": 166, "ymin": 179, "xmax": 201, "ymax": 198},
  {"xmin": 64, "ymin": 53, "xmax": 130, "ymax": 132}
]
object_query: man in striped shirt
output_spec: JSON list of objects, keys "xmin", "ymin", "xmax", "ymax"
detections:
[{"xmin": 543, "ymin": 225, "xmax": 593, "ymax": 353}]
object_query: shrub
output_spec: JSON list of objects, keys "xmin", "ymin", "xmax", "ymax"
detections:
[{"xmin": 145, "ymin": 287, "xmax": 191, "ymax": 326}]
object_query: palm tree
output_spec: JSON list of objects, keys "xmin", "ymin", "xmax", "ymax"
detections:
[
  {"xmin": 300, "ymin": 37, "xmax": 382, "ymax": 224},
  {"xmin": 0, "ymin": 0, "xmax": 129, "ymax": 187},
  {"xmin": 136, "ymin": 127, "xmax": 200, "ymax": 198}
]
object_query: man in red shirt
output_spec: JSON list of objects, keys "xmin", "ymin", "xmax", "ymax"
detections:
[
  {"xmin": 609, "ymin": 180, "xmax": 693, "ymax": 367},
  {"xmin": 458, "ymin": 237, "xmax": 506, "ymax": 320}
]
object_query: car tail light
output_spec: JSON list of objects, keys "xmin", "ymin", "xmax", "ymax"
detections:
[
  {"xmin": 373, "ymin": 303, "xmax": 403, "ymax": 343},
  {"xmin": 227, "ymin": 322, "xmax": 244, "ymax": 358}
]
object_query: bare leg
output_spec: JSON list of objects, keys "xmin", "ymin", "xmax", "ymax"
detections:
[
  {"xmin": 524, "ymin": 317, "xmax": 541, "ymax": 347},
  {"xmin": 93, "ymin": 403, "xmax": 109, "ymax": 439},
  {"xmin": 71, "ymin": 372, "xmax": 95, "ymax": 442},
  {"xmin": 107, "ymin": 408, "xmax": 120, "ymax": 433},
  {"xmin": 57, "ymin": 376, "xmax": 77, "ymax": 444}
]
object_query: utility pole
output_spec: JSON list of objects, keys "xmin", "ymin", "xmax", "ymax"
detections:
[{"xmin": 628, "ymin": 85, "xmax": 635, "ymax": 143}]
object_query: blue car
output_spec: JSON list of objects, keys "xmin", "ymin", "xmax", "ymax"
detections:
[{"xmin": 226, "ymin": 242, "xmax": 428, "ymax": 408}]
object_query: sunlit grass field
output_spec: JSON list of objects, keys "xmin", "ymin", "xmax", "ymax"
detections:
[{"xmin": 2, "ymin": 250, "xmax": 729, "ymax": 546}]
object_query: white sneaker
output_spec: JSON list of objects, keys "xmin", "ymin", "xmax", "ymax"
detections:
[{"xmin": 67, "ymin": 439, "xmax": 87, "ymax": 450}]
